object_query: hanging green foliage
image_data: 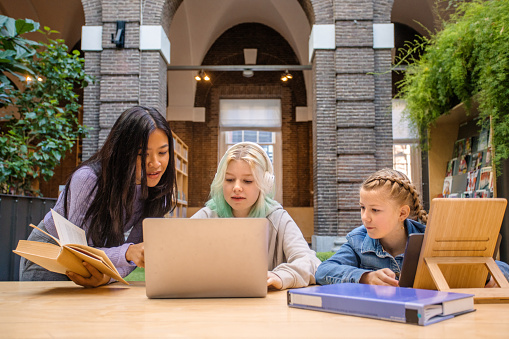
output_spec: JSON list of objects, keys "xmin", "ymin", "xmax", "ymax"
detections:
[{"xmin": 398, "ymin": 0, "xmax": 509, "ymax": 170}]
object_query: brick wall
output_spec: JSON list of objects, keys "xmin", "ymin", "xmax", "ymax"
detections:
[
  {"xmin": 312, "ymin": 0, "xmax": 334, "ymax": 24},
  {"xmin": 82, "ymin": 52, "xmax": 101, "ymax": 159},
  {"xmin": 82, "ymin": 0, "xmax": 171, "ymax": 154},
  {"xmin": 312, "ymin": 50, "xmax": 338, "ymax": 235},
  {"xmin": 326, "ymin": 0, "xmax": 394, "ymax": 236}
]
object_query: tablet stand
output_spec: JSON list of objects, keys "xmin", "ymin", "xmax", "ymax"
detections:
[{"xmin": 413, "ymin": 198, "xmax": 509, "ymax": 303}]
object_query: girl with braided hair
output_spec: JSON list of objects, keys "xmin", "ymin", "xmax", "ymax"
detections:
[
  {"xmin": 316, "ymin": 168, "xmax": 509, "ymax": 287},
  {"xmin": 315, "ymin": 168, "xmax": 427, "ymax": 286}
]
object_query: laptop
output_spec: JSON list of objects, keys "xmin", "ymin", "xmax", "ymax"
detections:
[
  {"xmin": 398, "ymin": 233, "xmax": 424, "ymax": 288},
  {"xmin": 143, "ymin": 218, "xmax": 269, "ymax": 298}
]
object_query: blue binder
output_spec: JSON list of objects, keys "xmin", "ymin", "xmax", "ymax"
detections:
[{"xmin": 287, "ymin": 283, "xmax": 474, "ymax": 326}]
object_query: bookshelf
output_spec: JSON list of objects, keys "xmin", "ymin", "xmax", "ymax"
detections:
[
  {"xmin": 426, "ymin": 99, "xmax": 496, "ymax": 203},
  {"xmin": 168, "ymin": 132, "xmax": 188, "ymax": 218}
]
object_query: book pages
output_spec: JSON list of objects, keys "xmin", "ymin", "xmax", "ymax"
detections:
[{"xmin": 51, "ymin": 209, "xmax": 87, "ymax": 246}]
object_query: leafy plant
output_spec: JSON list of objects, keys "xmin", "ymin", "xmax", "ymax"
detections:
[
  {"xmin": 0, "ymin": 16, "xmax": 39, "ymax": 106},
  {"xmin": 316, "ymin": 251, "xmax": 335, "ymax": 262},
  {"xmin": 398, "ymin": 0, "xmax": 509, "ymax": 171},
  {"xmin": 0, "ymin": 15, "xmax": 92, "ymax": 195}
]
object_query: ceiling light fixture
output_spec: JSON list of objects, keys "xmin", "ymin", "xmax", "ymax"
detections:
[
  {"xmin": 195, "ymin": 70, "xmax": 211, "ymax": 81},
  {"xmin": 242, "ymin": 69, "xmax": 254, "ymax": 78},
  {"xmin": 281, "ymin": 69, "xmax": 292, "ymax": 82}
]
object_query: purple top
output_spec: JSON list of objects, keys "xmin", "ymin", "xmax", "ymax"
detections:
[{"xmin": 44, "ymin": 166, "xmax": 144, "ymax": 278}]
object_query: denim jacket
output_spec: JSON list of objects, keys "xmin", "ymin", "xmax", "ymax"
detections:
[
  {"xmin": 316, "ymin": 219, "xmax": 509, "ymax": 285},
  {"xmin": 315, "ymin": 219, "xmax": 425, "ymax": 285}
]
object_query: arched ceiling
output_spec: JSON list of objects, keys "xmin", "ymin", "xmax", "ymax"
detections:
[
  {"xmin": 0, "ymin": 0, "xmax": 84, "ymax": 50},
  {"xmin": 392, "ymin": 0, "xmax": 439, "ymax": 37},
  {"xmin": 167, "ymin": 0, "xmax": 312, "ymax": 115}
]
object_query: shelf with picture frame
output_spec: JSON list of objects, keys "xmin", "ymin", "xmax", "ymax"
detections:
[
  {"xmin": 425, "ymin": 100, "xmax": 497, "ymax": 203},
  {"xmin": 165, "ymin": 132, "xmax": 188, "ymax": 218}
]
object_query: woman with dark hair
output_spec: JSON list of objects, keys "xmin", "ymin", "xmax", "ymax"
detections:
[{"xmin": 20, "ymin": 106, "xmax": 177, "ymax": 287}]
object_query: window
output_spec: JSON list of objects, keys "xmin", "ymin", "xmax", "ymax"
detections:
[
  {"xmin": 220, "ymin": 99, "xmax": 282, "ymax": 202},
  {"xmin": 392, "ymin": 99, "xmax": 422, "ymax": 193}
]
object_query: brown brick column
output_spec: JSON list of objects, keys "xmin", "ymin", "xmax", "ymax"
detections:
[{"xmin": 82, "ymin": 0, "xmax": 173, "ymax": 156}]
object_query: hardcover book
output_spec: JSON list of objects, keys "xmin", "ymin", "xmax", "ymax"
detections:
[
  {"xmin": 471, "ymin": 135, "xmax": 479, "ymax": 153},
  {"xmin": 475, "ymin": 151, "xmax": 484, "ymax": 170},
  {"xmin": 442, "ymin": 176, "xmax": 452, "ymax": 197},
  {"xmin": 484, "ymin": 146, "xmax": 492, "ymax": 167},
  {"xmin": 457, "ymin": 155, "xmax": 470, "ymax": 174},
  {"xmin": 453, "ymin": 139, "xmax": 465, "ymax": 158},
  {"xmin": 287, "ymin": 283, "xmax": 474, "ymax": 326},
  {"xmin": 478, "ymin": 167, "xmax": 492, "ymax": 191},
  {"xmin": 445, "ymin": 159, "xmax": 455, "ymax": 177},
  {"xmin": 474, "ymin": 190, "xmax": 489, "ymax": 198},
  {"xmin": 467, "ymin": 153, "xmax": 477, "ymax": 172},
  {"xmin": 464, "ymin": 137, "xmax": 472, "ymax": 155},
  {"xmin": 13, "ymin": 209, "xmax": 128, "ymax": 284},
  {"xmin": 468, "ymin": 152, "xmax": 484, "ymax": 172},
  {"xmin": 466, "ymin": 170, "xmax": 479, "ymax": 192},
  {"xmin": 478, "ymin": 126, "xmax": 490, "ymax": 151},
  {"xmin": 451, "ymin": 173, "xmax": 468, "ymax": 194}
]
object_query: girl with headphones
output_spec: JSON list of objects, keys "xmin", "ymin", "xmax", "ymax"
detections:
[{"xmin": 192, "ymin": 142, "xmax": 321, "ymax": 290}]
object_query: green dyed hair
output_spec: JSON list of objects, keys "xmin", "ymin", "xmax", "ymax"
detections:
[{"xmin": 206, "ymin": 142, "xmax": 280, "ymax": 218}]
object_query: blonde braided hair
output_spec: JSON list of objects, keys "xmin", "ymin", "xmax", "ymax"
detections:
[{"xmin": 361, "ymin": 168, "xmax": 428, "ymax": 224}]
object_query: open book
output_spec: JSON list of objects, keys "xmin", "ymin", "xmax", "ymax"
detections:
[{"xmin": 13, "ymin": 209, "xmax": 128, "ymax": 285}]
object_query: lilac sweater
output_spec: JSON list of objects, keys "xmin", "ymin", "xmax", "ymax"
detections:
[{"xmin": 43, "ymin": 166, "xmax": 144, "ymax": 278}]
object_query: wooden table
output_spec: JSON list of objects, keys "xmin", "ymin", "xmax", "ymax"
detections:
[{"xmin": 1, "ymin": 281, "xmax": 509, "ymax": 338}]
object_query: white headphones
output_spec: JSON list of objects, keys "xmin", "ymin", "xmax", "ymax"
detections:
[{"xmin": 230, "ymin": 142, "xmax": 275, "ymax": 191}]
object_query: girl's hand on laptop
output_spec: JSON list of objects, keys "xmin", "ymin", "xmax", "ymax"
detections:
[
  {"xmin": 360, "ymin": 268, "xmax": 399, "ymax": 286},
  {"xmin": 66, "ymin": 261, "xmax": 110, "ymax": 288},
  {"xmin": 126, "ymin": 242, "xmax": 145, "ymax": 268},
  {"xmin": 267, "ymin": 271, "xmax": 283, "ymax": 290}
]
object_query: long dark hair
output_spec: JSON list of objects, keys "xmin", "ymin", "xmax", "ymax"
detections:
[{"xmin": 64, "ymin": 106, "xmax": 177, "ymax": 247}]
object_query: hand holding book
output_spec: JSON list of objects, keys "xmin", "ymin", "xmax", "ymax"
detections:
[
  {"xmin": 13, "ymin": 210, "xmax": 128, "ymax": 285},
  {"xmin": 67, "ymin": 261, "xmax": 111, "ymax": 287}
]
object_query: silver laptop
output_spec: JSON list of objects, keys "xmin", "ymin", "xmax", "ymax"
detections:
[{"xmin": 143, "ymin": 218, "xmax": 269, "ymax": 298}]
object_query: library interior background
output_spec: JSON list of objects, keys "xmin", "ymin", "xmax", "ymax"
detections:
[{"xmin": 2, "ymin": 0, "xmax": 509, "ymax": 261}]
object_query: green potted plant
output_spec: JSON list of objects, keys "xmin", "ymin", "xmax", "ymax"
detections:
[{"xmin": 0, "ymin": 15, "xmax": 92, "ymax": 195}]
